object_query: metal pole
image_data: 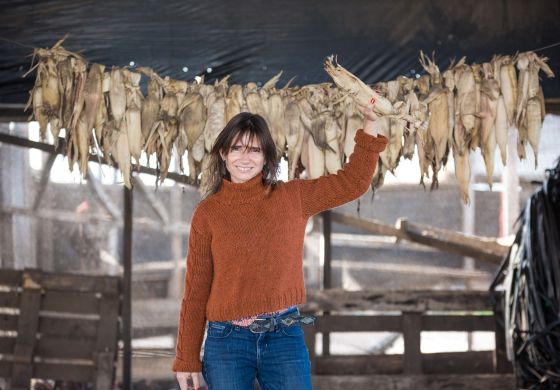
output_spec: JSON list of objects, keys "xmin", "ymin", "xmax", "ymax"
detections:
[
  {"xmin": 123, "ymin": 186, "xmax": 133, "ymax": 389},
  {"xmin": 322, "ymin": 210, "xmax": 332, "ymax": 356}
]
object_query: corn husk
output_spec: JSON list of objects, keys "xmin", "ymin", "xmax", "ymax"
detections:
[
  {"xmin": 84, "ymin": 63, "xmax": 105, "ymax": 132},
  {"xmin": 526, "ymin": 97, "xmax": 542, "ymax": 167},
  {"xmin": 324, "ymin": 58, "xmax": 393, "ymax": 115},
  {"xmin": 284, "ymin": 97, "xmax": 304, "ymax": 179},
  {"xmin": 453, "ymin": 146, "xmax": 471, "ymax": 205},
  {"xmin": 109, "ymin": 67, "xmax": 127, "ymax": 129},
  {"xmin": 495, "ymin": 95, "xmax": 508, "ymax": 165}
]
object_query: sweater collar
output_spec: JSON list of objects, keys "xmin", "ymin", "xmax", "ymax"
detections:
[{"xmin": 217, "ymin": 173, "xmax": 267, "ymax": 204}]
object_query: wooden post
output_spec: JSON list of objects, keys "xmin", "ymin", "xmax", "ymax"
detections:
[
  {"xmin": 94, "ymin": 294, "xmax": 120, "ymax": 388},
  {"xmin": 322, "ymin": 211, "xmax": 332, "ymax": 357},
  {"xmin": 493, "ymin": 293, "xmax": 511, "ymax": 373},
  {"xmin": 402, "ymin": 311, "xmax": 422, "ymax": 374},
  {"xmin": 122, "ymin": 186, "xmax": 133, "ymax": 389},
  {"xmin": 11, "ymin": 272, "xmax": 42, "ymax": 389},
  {"xmin": 168, "ymin": 185, "xmax": 183, "ymax": 299}
]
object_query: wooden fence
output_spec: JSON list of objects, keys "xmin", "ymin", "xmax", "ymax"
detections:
[
  {"xmin": 0, "ymin": 269, "xmax": 121, "ymax": 389},
  {"xmin": 299, "ymin": 289, "xmax": 514, "ymax": 389}
]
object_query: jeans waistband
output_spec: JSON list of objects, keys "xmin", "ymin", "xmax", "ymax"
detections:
[
  {"xmin": 216, "ymin": 306, "xmax": 299, "ymax": 325},
  {"xmin": 257, "ymin": 305, "xmax": 299, "ymax": 319}
]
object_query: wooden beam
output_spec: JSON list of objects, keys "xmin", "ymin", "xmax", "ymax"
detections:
[
  {"xmin": 0, "ymin": 205, "xmax": 190, "ymax": 233},
  {"xmin": 312, "ymin": 374, "xmax": 515, "ymax": 390},
  {"xmin": 0, "ymin": 132, "xmax": 199, "ymax": 187},
  {"xmin": 31, "ymin": 153, "xmax": 57, "ymax": 211},
  {"xmin": 545, "ymin": 98, "xmax": 560, "ymax": 115},
  {"xmin": 398, "ymin": 219, "xmax": 508, "ymax": 264},
  {"xmin": 402, "ymin": 311, "xmax": 422, "ymax": 374},
  {"xmin": 322, "ymin": 211, "xmax": 332, "ymax": 357},
  {"xmin": 331, "ymin": 212, "xmax": 508, "ymax": 264},
  {"xmin": 303, "ymin": 289, "xmax": 493, "ymax": 312},
  {"xmin": 135, "ymin": 178, "xmax": 169, "ymax": 224},
  {"xmin": 86, "ymin": 167, "xmax": 122, "ymax": 220},
  {"xmin": 122, "ymin": 186, "xmax": 133, "ymax": 389}
]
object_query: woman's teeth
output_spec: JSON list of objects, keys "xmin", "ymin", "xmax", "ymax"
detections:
[{"xmin": 236, "ymin": 166, "xmax": 252, "ymax": 172}]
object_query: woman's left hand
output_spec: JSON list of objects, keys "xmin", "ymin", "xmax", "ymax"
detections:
[{"xmin": 358, "ymin": 101, "xmax": 379, "ymax": 136}]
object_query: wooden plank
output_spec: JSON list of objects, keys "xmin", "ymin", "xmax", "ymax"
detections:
[
  {"xmin": 331, "ymin": 212, "xmax": 508, "ymax": 264},
  {"xmin": 35, "ymin": 337, "xmax": 97, "ymax": 360},
  {"xmin": 0, "ymin": 313, "xmax": 19, "ymax": 331},
  {"xmin": 0, "ymin": 269, "xmax": 22, "ymax": 286},
  {"xmin": 424, "ymin": 351, "xmax": 494, "ymax": 375},
  {"xmin": 316, "ymin": 354, "xmax": 402, "ymax": 375},
  {"xmin": 94, "ymin": 294, "xmax": 120, "ymax": 386},
  {"xmin": 42, "ymin": 290, "xmax": 100, "ymax": 315},
  {"xmin": 39, "ymin": 317, "xmax": 97, "ymax": 339},
  {"xmin": 0, "ymin": 360, "xmax": 10, "ymax": 376},
  {"xmin": 23, "ymin": 269, "xmax": 120, "ymax": 294},
  {"xmin": 1, "ymin": 204, "xmax": 190, "ymax": 233},
  {"xmin": 34, "ymin": 363, "xmax": 94, "ymax": 381},
  {"xmin": 303, "ymin": 289, "xmax": 493, "ymax": 312},
  {"xmin": 398, "ymin": 219, "xmax": 507, "ymax": 264},
  {"xmin": 12, "ymin": 288, "xmax": 41, "ymax": 388},
  {"xmin": 96, "ymin": 294, "xmax": 120, "ymax": 351},
  {"xmin": 312, "ymin": 374, "xmax": 516, "ymax": 390},
  {"xmin": 316, "ymin": 351, "xmax": 495, "ymax": 375},
  {"xmin": 0, "ymin": 291, "xmax": 19, "ymax": 308},
  {"xmin": 0, "ymin": 336, "xmax": 16, "ymax": 353},
  {"xmin": 94, "ymin": 351, "xmax": 115, "ymax": 389},
  {"xmin": 315, "ymin": 315, "xmax": 402, "ymax": 332},
  {"xmin": 492, "ymin": 295, "xmax": 512, "ymax": 373},
  {"xmin": 422, "ymin": 314, "xmax": 495, "ymax": 331},
  {"xmin": 331, "ymin": 212, "xmax": 402, "ymax": 237},
  {"xmin": 402, "ymin": 312, "xmax": 422, "ymax": 374},
  {"xmin": 546, "ymin": 98, "xmax": 560, "ymax": 114}
]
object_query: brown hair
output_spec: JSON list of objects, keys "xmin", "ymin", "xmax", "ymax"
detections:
[{"xmin": 200, "ymin": 112, "xmax": 279, "ymax": 198}]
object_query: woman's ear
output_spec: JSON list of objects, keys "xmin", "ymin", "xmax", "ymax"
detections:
[{"xmin": 219, "ymin": 150, "xmax": 226, "ymax": 161}]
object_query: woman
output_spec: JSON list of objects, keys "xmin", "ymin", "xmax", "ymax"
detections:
[{"xmin": 174, "ymin": 101, "xmax": 387, "ymax": 390}]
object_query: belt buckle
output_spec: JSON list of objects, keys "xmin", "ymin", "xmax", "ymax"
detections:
[{"xmin": 249, "ymin": 318, "xmax": 274, "ymax": 333}]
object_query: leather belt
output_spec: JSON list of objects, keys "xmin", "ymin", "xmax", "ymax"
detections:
[{"xmin": 247, "ymin": 314, "xmax": 316, "ymax": 333}]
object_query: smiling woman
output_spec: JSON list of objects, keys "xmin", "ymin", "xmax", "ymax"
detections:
[
  {"xmin": 200, "ymin": 112, "xmax": 280, "ymax": 198},
  {"xmin": 173, "ymin": 107, "xmax": 387, "ymax": 390},
  {"xmin": 220, "ymin": 133, "xmax": 265, "ymax": 184}
]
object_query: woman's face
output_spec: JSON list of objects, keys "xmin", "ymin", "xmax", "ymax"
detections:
[{"xmin": 220, "ymin": 133, "xmax": 265, "ymax": 183}]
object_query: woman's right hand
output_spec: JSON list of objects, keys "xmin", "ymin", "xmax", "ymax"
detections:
[{"xmin": 176, "ymin": 372, "xmax": 206, "ymax": 390}]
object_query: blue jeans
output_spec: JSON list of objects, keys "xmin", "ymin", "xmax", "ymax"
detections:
[{"xmin": 202, "ymin": 307, "xmax": 312, "ymax": 390}]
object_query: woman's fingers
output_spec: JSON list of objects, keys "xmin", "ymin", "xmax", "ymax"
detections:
[
  {"xmin": 176, "ymin": 372, "xmax": 188, "ymax": 390},
  {"xmin": 176, "ymin": 372, "xmax": 202, "ymax": 390},
  {"xmin": 192, "ymin": 372, "xmax": 201, "ymax": 389}
]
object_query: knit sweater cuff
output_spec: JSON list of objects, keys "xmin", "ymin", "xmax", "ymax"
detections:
[
  {"xmin": 355, "ymin": 129, "xmax": 388, "ymax": 153},
  {"xmin": 172, "ymin": 356, "xmax": 202, "ymax": 373}
]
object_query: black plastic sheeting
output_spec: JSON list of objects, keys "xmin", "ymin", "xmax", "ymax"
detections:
[
  {"xmin": 491, "ymin": 158, "xmax": 560, "ymax": 389},
  {"xmin": 0, "ymin": 0, "xmax": 559, "ymax": 104}
]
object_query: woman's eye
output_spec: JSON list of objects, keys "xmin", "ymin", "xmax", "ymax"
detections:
[
  {"xmin": 230, "ymin": 146, "xmax": 241, "ymax": 152},
  {"xmin": 250, "ymin": 147, "xmax": 261, "ymax": 153}
]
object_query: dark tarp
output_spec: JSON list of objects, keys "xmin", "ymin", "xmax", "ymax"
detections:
[{"xmin": 0, "ymin": 0, "xmax": 559, "ymax": 104}]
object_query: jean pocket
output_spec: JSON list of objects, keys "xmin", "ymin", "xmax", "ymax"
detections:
[
  {"xmin": 280, "ymin": 324, "xmax": 304, "ymax": 337},
  {"xmin": 206, "ymin": 322, "xmax": 233, "ymax": 339}
]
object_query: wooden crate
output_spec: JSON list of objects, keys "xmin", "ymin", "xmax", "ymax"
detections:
[{"xmin": 0, "ymin": 269, "xmax": 121, "ymax": 389}]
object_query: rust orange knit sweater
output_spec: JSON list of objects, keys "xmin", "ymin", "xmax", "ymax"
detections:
[{"xmin": 173, "ymin": 129, "xmax": 388, "ymax": 372}]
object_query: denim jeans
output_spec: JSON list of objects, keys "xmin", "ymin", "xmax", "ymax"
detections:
[{"xmin": 202, "ymin": 306, "xmax": 312, "ymax": 390}]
